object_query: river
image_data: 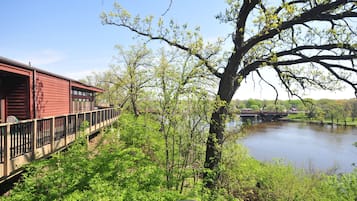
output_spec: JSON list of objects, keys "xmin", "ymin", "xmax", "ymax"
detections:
[{"xmin": 239, "ymin": 122, "xmax": 357, "ymax": 173}]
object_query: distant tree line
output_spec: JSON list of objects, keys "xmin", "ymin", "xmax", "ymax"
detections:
[{"xmin": 231, "ymin": 98, "xmax": 357, "ymax": 125}]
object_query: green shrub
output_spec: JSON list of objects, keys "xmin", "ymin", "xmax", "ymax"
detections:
[
  {"xmin": 3, "ymin": 113, "xmax": 357, "ymax": 201},
  {"xmin": 2, "ymin": 115, "xmax": 187, "ymax": 201}
]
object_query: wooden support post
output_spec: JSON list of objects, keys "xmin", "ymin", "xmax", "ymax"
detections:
[
  {"xmin": 92, "ymin": 112, "xmax": 95, "ymax": 132},
  {"xmin": 107, "ymin": 109, "xmax": 109, "ymax": 124},
  {"xmin": 101, "ymin": 110, "xmax": 103, "ymax": 127},
  {"xmin": 96, "ymin": 111, "xmax": 99, "ymax": 131},
  {"xmin": 97, "ymin": 111, "xmax": 99, "ymax": 130},
  {"xmin": 87, "ymin": 112, "xmax": 93, "ymax": 135},
  {"xmin": 101, "ymin": 110, "xmax": 104, "ymax": 127},
  {"xmin": 50, "ymin": 117, "xmax": 55, "ymax": 153},
  {"xmin": 32, "ymin": 119, "xmax": 37, "ymax": 160},
  {"xmin": 3, "ymin": 124, "xmax": 11, "ymax": 177},
  {"xmin": 64, "ymin": 116, "xmax": 68, "ymax": 146},
  {"xmin": 74, "ymin": 113, "xmax": 78, "ymax": 139},
  {"xmin": 105, "ymin": 109, "xmax": 108, "ymax": 125},
  {"xmin": 87, "ymin": 113, "xmax": 91, "ymax": 142}
]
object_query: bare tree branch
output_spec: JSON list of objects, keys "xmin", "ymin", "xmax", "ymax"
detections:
[
  {"xmin": 161, "ymin": 0, "xmax": 173, "ymax": 16},
  {"xmin": 256, "ymin": 70, "xmax": 279, "ymax": 102},
  {"xmin": 317, "ymin": 60, "xmax": 357, "ymax": 96},
  {"xmin": 240, "ymin": 43, "xmax": 357, "ymax": 78},
  {"xmin": 104, "ymin": 21, "xmax": 222, "ymax": 78},
  {"xmin": 243, "ymin": 0, "xmax": 356, "ymax": 55},
  {"xmin": 273, "ymin": 66, "xmax": 306, "ymax": 101}
]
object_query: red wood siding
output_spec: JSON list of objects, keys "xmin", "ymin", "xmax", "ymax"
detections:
[
  {"xmin": 6, "ymin": 76, "xmax": 30, "ymax": 120},
  {"xmin": 71, "ymin": 81, "xmax": 104, "ymax": 93},
  {"xmin": 36, "ymin": 73, "xmax": 70, "ymax": 118},
  {"xmin": 0, "ymin": 63, "xmax": 32, "ymax": 77},
  {"xmin": 1, "ymin": 57, "xmax": 103, "ymax": 120}
]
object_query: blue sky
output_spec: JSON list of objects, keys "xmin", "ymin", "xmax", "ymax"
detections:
[
  {"xmin": 0, "ymin": 0, "xmax": 355, "ymax": 100},
  {"xmin": 0, "ymin": 0, "xmax": 228, "ymax": 78}
]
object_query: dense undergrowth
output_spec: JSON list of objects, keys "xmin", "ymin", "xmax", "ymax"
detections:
[{"xmin": 2, "ymin": 114, "xmax": 357, "ymax": 200}]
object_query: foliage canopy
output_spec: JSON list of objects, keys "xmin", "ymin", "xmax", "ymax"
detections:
[{"xmin": 102, "ymin": 0, "xmax": 357, "ymax": 189}]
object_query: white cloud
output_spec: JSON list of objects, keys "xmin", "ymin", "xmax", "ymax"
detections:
[
  {"xmin": 63, "ymin": 68, "xmax": 107, "ymax": 81},
  {"xmin": 26, "ymin": 49, "xmax": 65, "ymax": 66}
]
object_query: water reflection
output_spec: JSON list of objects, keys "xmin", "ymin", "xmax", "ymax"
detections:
[{"xmin": 239, "ymin": 122, "xmax": 357, "ymax": 173}]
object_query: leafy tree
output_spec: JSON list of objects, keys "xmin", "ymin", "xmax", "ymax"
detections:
[
  {"xmin": 319, "ymin": 99, "xmax": 345, "ymax": 125},
  {"xmin": 153, "ymin": 48, "xmax": 213, "ymax": 189},
  {"xmin": 288, "ymin": 99, "xmax": 306, "ymax": 111},
  {"xmin": 304, "ymin": 99, "xmax": 322, "ymax": 119},
  {"xmin": 112, "ymin": 44, "xmax": 152, "ymax": 116},
  {"xmin": 249, "ymin": 104, "xmax": 260, "ymax": 111},
  {"xmin": 351, "ymin": 99, "xmax": 357, "ymax": 121},
  {"xmin": 340, "ymin": 100, "xmax": 351, "ymax": 125},
  {"xmin": 85, "ymin": 44, "xmax": 152, "ymax": 115},
  {"xmin": 246, "ymin": 99, "xmax": 263, "ymax": 109},
  {"xmin": 83, "ymin": 70, "xmax": 124, "ymax": 108},
  {"xmin": 102, "ymin": 0, "xmax": 357, "ymax": 189},
  {"xmin": 265, "ymin": 103, "xmax": 287, "ymax": 112}
]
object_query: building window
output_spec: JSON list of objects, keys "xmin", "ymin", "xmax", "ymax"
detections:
[{"xmin": 71, "ymin": 87, "xmax": 95, "ymax": 113}]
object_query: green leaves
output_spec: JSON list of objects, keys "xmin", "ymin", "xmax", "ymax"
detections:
[{"xmin": 3, "ymin": 115, "xmax": 190, "ymax": 201}]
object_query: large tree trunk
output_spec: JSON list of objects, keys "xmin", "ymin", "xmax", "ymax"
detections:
[
  {"xmin": 203, "ymin": 73, "xmax": 239, "ymax": 189},
  {"xmin": 203, "ymin": 105, "xmax": 227, "ymax": 189},
  {"xmin": 130, "ymin": 96, "xmax": 139, "ymax": 117},
  {"xmin": 129, "ymin": 84, "xmax": 139, "ymax": 117}
]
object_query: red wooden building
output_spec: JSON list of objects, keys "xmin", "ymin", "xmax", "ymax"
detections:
[{"xmin": 0, "ymin": 56, "xmax": 103, "ymax": 123}]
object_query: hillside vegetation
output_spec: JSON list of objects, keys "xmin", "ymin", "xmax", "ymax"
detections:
[{"xmin": 2, "ymin": 114, "xmax": 357, "ymax": 200}]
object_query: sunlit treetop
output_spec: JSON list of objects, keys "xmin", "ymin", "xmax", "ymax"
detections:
[
  {"xmin": 102, "ymin": 0, "xmax": 357, "ymax": 189},
  {"xmin": 102, "ymin": 0, "xmax": 357, "ymax": 100}
]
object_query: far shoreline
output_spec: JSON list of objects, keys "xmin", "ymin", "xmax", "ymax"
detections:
[{"xmin": 279, "ymin": 117, "xmax": 357, "ymax": 128}]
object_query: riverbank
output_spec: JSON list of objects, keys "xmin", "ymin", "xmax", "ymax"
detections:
[
  {"xmin": 2, "ymin": 114, "xmax": 357, "ymax": 200},
  {"xmin": 281, "ymin": 113, "xmax": 357, "ymax": 127},
  {"xmin": 242, "ymin": 121, "xmax": 357, "ymax": 174}
]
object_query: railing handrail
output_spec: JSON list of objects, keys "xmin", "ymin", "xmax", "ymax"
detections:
[
  {"xmin": 0, "ymin": 107, "xmax": 120, "ymax": 181},
  {"xmin": 0, "ymin": 108, "xmax": 118, "ymax": 126}
]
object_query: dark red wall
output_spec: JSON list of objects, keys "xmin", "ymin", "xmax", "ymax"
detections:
[
  {"xmin": 5, "ymin": 76, "xmax": 30, "ymax": 120},
  {"xmin": 1, "ymin": 58, "xmax": 102, "ymax": 120},
  {"xmin": 35, "ymin": 72, "xmax": 70, "ymax": 118}
]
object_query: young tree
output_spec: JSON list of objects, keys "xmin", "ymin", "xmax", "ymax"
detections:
[
  {"xmin": 154, "ymin": 48, "xmax": 214, "ymax": 189},
  {"xmin": 351, "ymin": 99, "xmax": 357, "ymax": 121},
  {"xmin": 84, "ymin": 44, "xmax": 152, "ymax": 115},
  {"xmin": 102, "ymin": 0, "xmax": 357, "ymax": 189},
  {"xmin": 82, "ymin": 71, "xmax": 123, "ymax": 107},
  {"xmin": 115, "ymin": 44, "xmax": 153, "ymax": 116}
]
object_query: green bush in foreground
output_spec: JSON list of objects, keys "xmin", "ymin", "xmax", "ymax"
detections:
[
  {"xmin": 2, "ymin": 115, "xmax": 192, "ymax": 201},
  {"xmin": 218, "ymin": 141, "xmax": 357, "ymax": 201},
  {"xmin": 2, "ymin": 114, "xmax": 357, "ymax": 201}
]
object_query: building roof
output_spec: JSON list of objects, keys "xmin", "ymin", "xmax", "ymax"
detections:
[{"xmin": 0, "ymin": 56, "xmax": 103, "ymax": 93}]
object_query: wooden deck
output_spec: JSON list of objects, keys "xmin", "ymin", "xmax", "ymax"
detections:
[{"xmin": 0, "ymin": 108, "xmax": 120, "ymax": 182}]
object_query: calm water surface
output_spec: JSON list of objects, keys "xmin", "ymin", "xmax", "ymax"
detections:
[{"xmin": 240, "ymin": 122, "xmax": 357, "ymax": 173}]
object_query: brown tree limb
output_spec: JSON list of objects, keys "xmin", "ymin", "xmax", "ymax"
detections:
[
  {"xmin": 243, "ymin": 0, "xmax": 355, "ymax": 56},
  {"xmin": 256, "ymin": 70, "xmax": 279, "ymax": 102},
  {"xmin": 104, "ymin": 21, "xmax": 222, "ymax": 78}
]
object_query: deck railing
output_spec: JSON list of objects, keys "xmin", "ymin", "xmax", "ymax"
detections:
[{"xmin": 0, "ymin": 108, "xmax": 120, "ymax": 181}]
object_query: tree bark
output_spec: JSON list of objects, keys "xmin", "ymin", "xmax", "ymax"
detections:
[
  {"xmin": 129, "ymin": 83, "xmax": 139, "ymax": 117},
  {"xmin": 203, "ymin": 72, "xmax": 239, "ymax": 189}
]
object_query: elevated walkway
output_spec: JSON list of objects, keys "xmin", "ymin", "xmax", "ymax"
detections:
[{"xmin": 0, "ymin": 108, "xmax": 120, "ymax": 182}]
